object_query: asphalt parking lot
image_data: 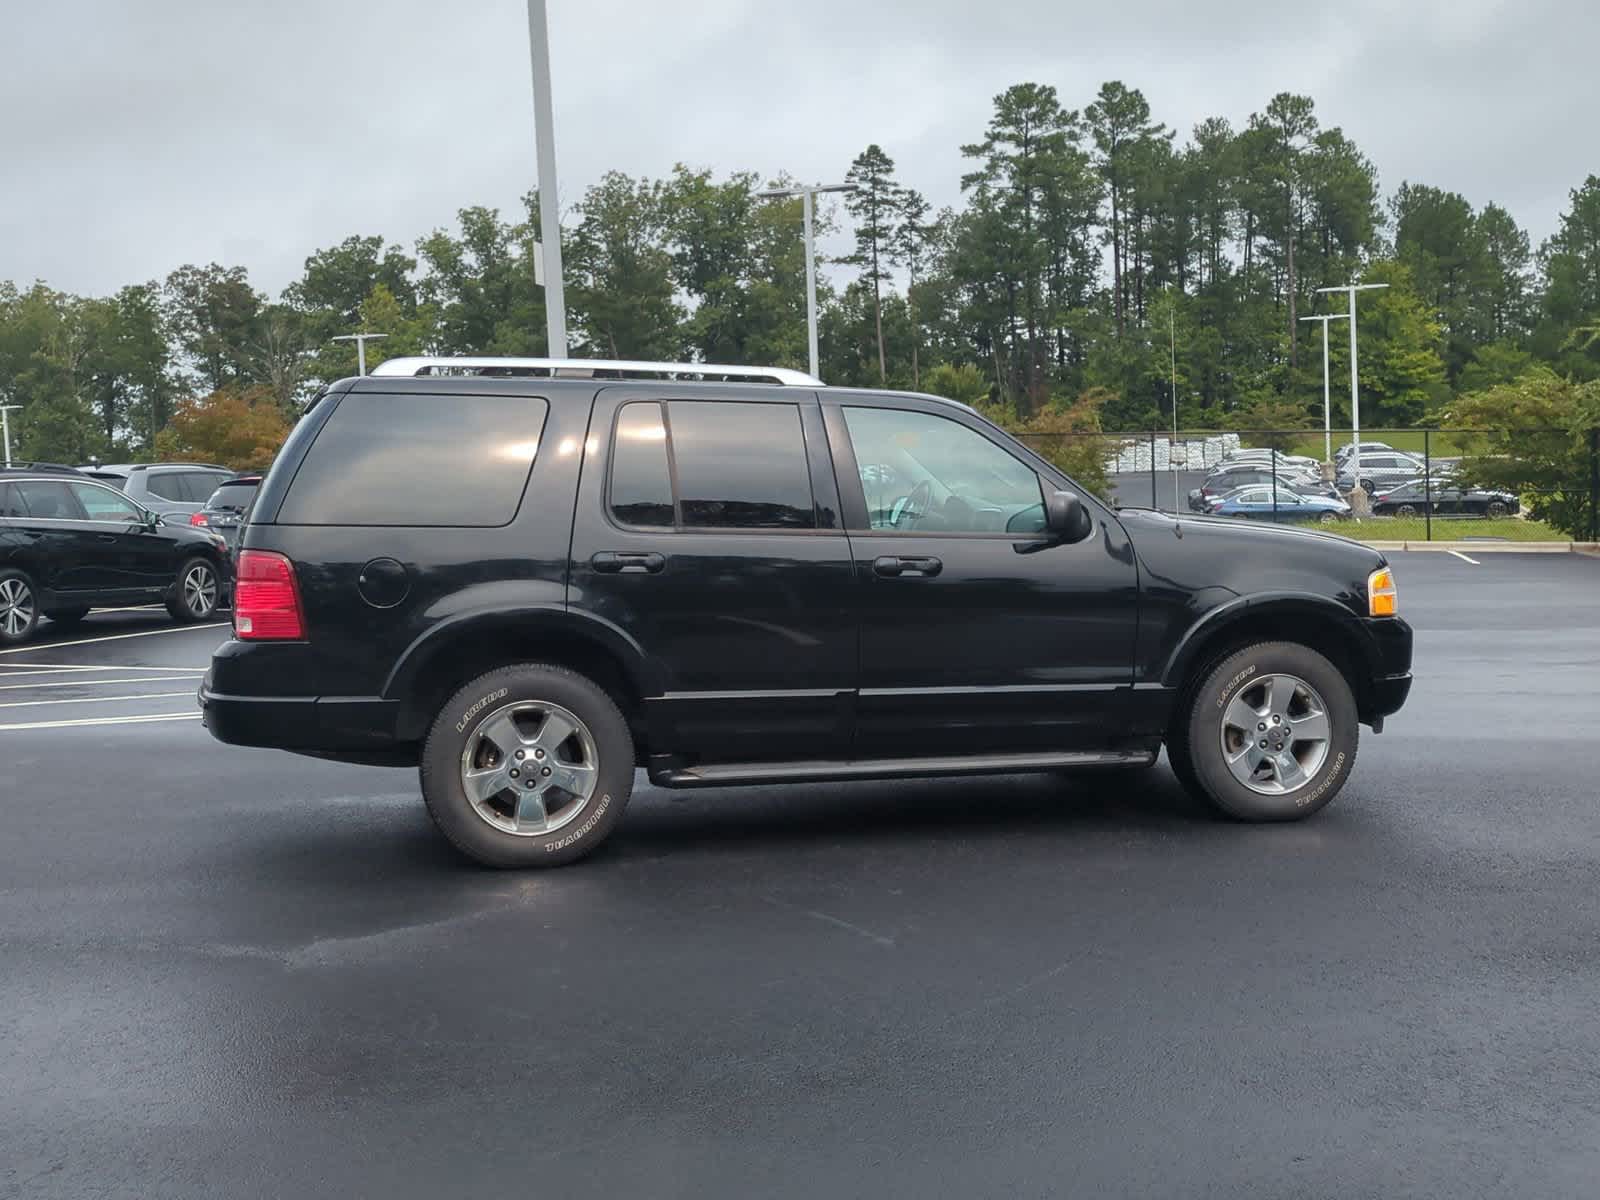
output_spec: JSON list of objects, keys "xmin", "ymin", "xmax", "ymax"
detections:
[{"xmin": 4, "ymin": 553, "xmax": 1599, "ymax": 1198}]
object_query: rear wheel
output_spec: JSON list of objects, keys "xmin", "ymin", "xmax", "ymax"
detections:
[
  {"xmin": 1317, "ymin": 511, "xmax": 1337, "ymax": 524},
  {"xmin": 0, "ymin": 570, "xmax": 39, "ymax": 645},
  {"xmin": 44, "ymin": 606, "xmax": 91, "ymax": 628},
  {"xmin": 1174, "ymin": 641, "xmax": 1359, "ymax": 821},
  {"xmin": 1487, "ymin": 500, "xmax": 1508, "ymax": 518},
  {"xmin": 419, "ymin": 664, "xmax": 634, "ymax": 868},
  {"xmin": 1396, "ymin": 504, "xmax": 1418, "ymax": 518},
  {"xmin": 167, "ymin": 557, "xmax": 220, "ymax": 622}
]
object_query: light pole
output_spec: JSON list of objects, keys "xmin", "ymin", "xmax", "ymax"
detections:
[
  {"xmin": 527, "ymin": 0, "xmax": 568, "ymax": 358},
  {"xmin": 758, "ymin": 182, "xmax": 857, "ymax": 379},
  {"xmin": 1299, "ymin": 313, "xmax": 1349, "ymax": 465},
  {"xmin": 1316, "ymin": 282, "xmax": 1388, "ymax": 495},
  {"xmin": 0, "ymin": 404, "xmax": 19, "ymax": 467},
  {"xmin": 332, "ymin": 332, "xmax": 388, "ymax": 376}
]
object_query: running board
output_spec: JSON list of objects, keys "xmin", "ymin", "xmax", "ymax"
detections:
[{"xmin": 650, "ymin": 749, "xmax": 1156, "ymax": 788}]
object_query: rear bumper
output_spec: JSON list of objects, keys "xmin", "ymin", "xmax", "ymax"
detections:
[{"xmin": 199, "ymin": 677, "xmax": 403, "ymax": 753}]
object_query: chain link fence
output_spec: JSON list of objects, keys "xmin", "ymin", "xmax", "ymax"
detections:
[{"xmin": 1015, "ymin": 427, "xmax": 1600, "ymax": 543}]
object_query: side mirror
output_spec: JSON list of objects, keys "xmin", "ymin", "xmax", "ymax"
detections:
[{"xmin": 1044, "ymin": 490, "xmax": 1094, "ymax": 544}]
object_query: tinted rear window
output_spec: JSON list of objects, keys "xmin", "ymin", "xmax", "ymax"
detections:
[
  {"xmin": 277, "ymin": 391, "xmax": 547, "ymax": 526},
  {"xmin": 206, "ymin": 481, "xmax": 259, "ymax": 510},
  {"xmin": 668, "ymin": 401, "xmax": 814, "ymax": 529},
  {"xmin": 146, "ymin": 472, "xmax": 186, "ymax": 501}
]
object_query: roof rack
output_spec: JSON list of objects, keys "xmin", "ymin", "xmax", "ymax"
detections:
[{"xmin": 367, "ymin": 356, "xmax": 822, "ymax": 387}]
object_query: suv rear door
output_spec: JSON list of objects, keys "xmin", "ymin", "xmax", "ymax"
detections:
[
  {"xmin": 570, "ymin": 386, "xmax": 854, "ymax": 764},
  {"xmin": 823, "ymin": 394, "xmax": 1140, "ymax": 756}
]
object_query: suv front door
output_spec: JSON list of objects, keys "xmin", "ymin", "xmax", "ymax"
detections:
[
  {"xmin": 570, "ymin": 387, "xmax": 856, "ymax": 766},
  {"xmin": 824, "ymin": 396, "xmax": 1140, "ymax": 756}
]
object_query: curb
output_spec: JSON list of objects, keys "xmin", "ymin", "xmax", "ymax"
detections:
[{"xmin": 1360, "ymin": 541, "xmax": 1600, "ymax": 554}]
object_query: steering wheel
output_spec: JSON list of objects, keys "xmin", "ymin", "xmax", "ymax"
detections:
[{"xmin": 897, "ymin": 480, "xmax": 933, "ymax": 529}]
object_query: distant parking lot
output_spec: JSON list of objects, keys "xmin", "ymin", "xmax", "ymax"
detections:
[{"xmin": 4, "ymin": 552, "xmax": 1599, "ymax": 1197}]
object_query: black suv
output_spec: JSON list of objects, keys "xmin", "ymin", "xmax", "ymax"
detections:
[
  {"xmin": 0, "ymin": 472, "xmax": 232, "ymax": 643},
  {"xmin": 201, "ymin": 359, "xmax": 1413, "ymax": 868}
]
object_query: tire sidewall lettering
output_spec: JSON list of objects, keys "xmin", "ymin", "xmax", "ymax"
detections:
[
  {"xmin": 455, "ymin": 687, "xmax": 509, "ymax": 733},
  {"xmin": 546, "ymin": 793, "xmax": 610, "ymax": 852}
]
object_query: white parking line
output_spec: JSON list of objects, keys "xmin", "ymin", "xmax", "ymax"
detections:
[
  {"xmin": 0, "ymin": 668, "xmax": 208, "ymax": 678},
  {"xmin": 0, "ymin": 712, "xmax": 203, "ymax": 732},
  {"xmin": 0, "ymin": 675, "xmax": 205, "ymax": 692},
  {"xmin": 0, "ymin": 623, "xmax": 228, "ymax": 656},
  {"xmin": 0, "ymin": 691, "xmax": 196, "ymax": 710},
  {"xmin": 0, "ymin": 662, "xmax": 207, "ymax": 675},
  {"xmin": 1448, "ymin": 550, "xmax": 1481, "ymax": 565}
]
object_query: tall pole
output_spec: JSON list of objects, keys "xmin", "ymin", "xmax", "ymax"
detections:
[
  {"xmin": 1169, "ymin": 306, "xmax": 1178, "ymax": 512},
  {"xmin": 0, "ymin": 405, "xmax": 18, "ymax": 467},
  {"xmin": 802, "ymin": 188, "xmax": 819, "ymax": 380},
  {"xmin": 757, "ymin": 182, "xmax": 857, "ymax": 380},
  {"xmin": 1317, "ymin": 283, "xmax": 1387, "ymax": 494},
  {"xmin": 527, "ymin": 0, "xmax": 567, "ymax": 358},
  {"xmin": 332, "ymin": 332, "xmax": 387, "ymax": 376},
  {"xmin": 1300, "ymin": 314, "xmax": 1348, "ymax": 464}
]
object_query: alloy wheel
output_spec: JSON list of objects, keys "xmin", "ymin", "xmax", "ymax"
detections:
[
  {"xmin": 0, "ymin": 578, "xmax": 34, "ymax": 638},
  {"xmin": 184, "ymin": 563, "xmax": 217, "ymax": 617},
  {"xmin": 1219, "ymin": 673, "xmax": 1333, "ymax": 795},
  {"xmin": 458, "ymin": 700, "xmax": 600, "ymax": 836}
]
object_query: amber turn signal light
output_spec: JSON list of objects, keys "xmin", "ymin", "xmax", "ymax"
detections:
[{"xmin": 1368, "ymin": 567, "xmax": 1398, "ymax": 617}]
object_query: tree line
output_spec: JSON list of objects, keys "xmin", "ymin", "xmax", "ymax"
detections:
[{"xmin": 3, "ymin": 79, "xmax": 1598, "ymax": 472}]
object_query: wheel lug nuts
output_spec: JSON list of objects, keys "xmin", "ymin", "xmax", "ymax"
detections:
[
  {"xmin": 1257, "ymin": 723, "xmax": 1266, "ymax": 731},
  {"xmin": 514, "ymin": 750, "xmax": 524, "ymax": 760},
  {"xmin": 541, "ymin": 767, "xmax": 551, "ymax": 777},
  {"xmin": 1259, "ymin": 740, "xmax": 1268, "ymax": 748},
  {"xmin": 510, "ymin": 769, "xmax": 519, "ymax": 778},
  {"xmin": 535, "ymin": 749, "xmax": 545, "ymax": 760},
  {"xmin": 1272, "ymin": 715, "xmax": 1281, "ymax": 725},
  {"xmin": 525, "ymin": 779, "xmax": 537, "ymax": 788}
]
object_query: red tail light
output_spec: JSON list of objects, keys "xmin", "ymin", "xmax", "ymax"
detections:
[
  {"xmin": 190, "ymin": 511, "xmax": 210, "ymax": 526},
  {"xmin": 234, "ymin": 550, "xmax": 305, "ymax": 640}
]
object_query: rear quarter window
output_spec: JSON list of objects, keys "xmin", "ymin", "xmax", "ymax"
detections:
[
  {"xmin": 276, "ymin": 391, "xmax": 548, "ymax": 526},
  {"xmin": 145, "ymin": 472, "xmax": 186, "ymax": 501}
]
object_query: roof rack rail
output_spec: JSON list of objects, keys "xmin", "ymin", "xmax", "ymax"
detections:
[{"xmin": 367, "ymin": 356, "xmax": 823, "ymax": 387}]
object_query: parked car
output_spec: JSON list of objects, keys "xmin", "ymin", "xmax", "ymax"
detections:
[
  {"xmin": 1189, "ymin": 464, "xmax": 1332, "ymax": 511},
  {"xmin": 1221, "ymin": 450, "xmax": 1320, "ymax": 470},
  {"xmin": 191, "ymin": 475, "xmax": 262, "ymax": 553},
  {"xmin": 1336, "ymin": 451, "xmax": 1427, "ymax": 494},
  {"xmin": 77, "ymin": 462, "xmax": 234, "ymax": 518},
  {"xmin": 1369, "ymin": 479, "xmax": 1520, "ymax": 518},
  {"xmin": 0, "ymin": 472, "xmax": 233, "ymax": 644},
  {"xmin": 200, "ymin": 356, "xmax": 1413, "ymax": 868},
  {"xmin": 1334, "ymin": 441, "xmax": 1396, "ymax": 465},
  {"xmin": 1206, "ymin": 486, "xmax": 1352, "ymax": 523}
]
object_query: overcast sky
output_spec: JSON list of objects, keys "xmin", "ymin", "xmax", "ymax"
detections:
[{"xmin": 3, "ymin": 0, "xmax": 1596, "ymax": 300}]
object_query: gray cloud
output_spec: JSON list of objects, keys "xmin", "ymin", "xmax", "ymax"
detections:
[{"xmin": 3, "ymin": 0, "xmax": 1595, "ymax": 298}]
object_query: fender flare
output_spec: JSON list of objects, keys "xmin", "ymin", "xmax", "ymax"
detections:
[{"xmin": 1161, "ymin": 591, "xmax": 1375, "ymax": 690}]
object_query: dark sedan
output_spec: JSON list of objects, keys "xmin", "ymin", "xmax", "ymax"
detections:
[
  {"xmin": 1370, "ymin": 479, "xmax": 1520, "ymax": 518},
  {"xmin": 189, "ymin": 475, "xmax": 261, "ymax": 553}
]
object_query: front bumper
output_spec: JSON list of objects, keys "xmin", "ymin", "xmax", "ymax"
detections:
[{"xmin": 1361, "ymin": 615, "xmax": 1413, "ymax": 724}]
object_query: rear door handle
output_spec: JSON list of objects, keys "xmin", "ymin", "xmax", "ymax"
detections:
[
  {"xmin": 591, "ymin": 551, "xmax": 666, "ymax": 574},
  {"xmin": 872, "ymin": 555, "xmax": 943, "ymax": 578}
]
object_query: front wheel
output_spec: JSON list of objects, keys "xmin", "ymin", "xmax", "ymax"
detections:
[
  {"xmin": 1396, "ymin": 504, "xmax": 1418, "ymax": 519},
  {"xmin": 1176, "ymin": 641, "xmax": 1359, "ymax": 821},
  {"xmin": 1486, "ymin": 500, "xmax": 1508, "ymax": 518},
  {"xmin": 167, "ymin": 557, "xmax": 220, "ymax": 622},
  {"xmin": 419, "ymin": 664, "xmax": 635, "ymax": 868}
]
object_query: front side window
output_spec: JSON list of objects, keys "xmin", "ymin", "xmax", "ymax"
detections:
[
  {"xmin": 843, "ymin": 407, "xmax": 1045, "ymax": 534},
  {"xmin": 607, "ymin": 400, "xmax": 816, "ymax": 531},
  {"xmin": 69, "ymin": 482, "xmax": 144, "ymax": 522},
  {"xmin": 13, "ymin": 481, "xmax": 83, "ymax": 520}
]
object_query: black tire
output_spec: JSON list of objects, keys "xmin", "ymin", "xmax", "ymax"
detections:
[
  {"xmin": 1360, "ymin": 478, "xmax": 1376, "ymax": 495},
  {"xmin": 1317, "ymin": 511, "xmax": 1337, "ymax": 524},
  {"xmin": 1175, "ymin": 641, "xmax": 1359, "ymax": 821},
  {"xmin": 1486, "ymin": 500, "xmax": 1508, "ymax": 518},
  {"xmin": 0, "ymin": 568, "xmax": 39, "ymax": 645},
  {"xmin": 44, "ymin": 605, "xmax": 91, "ymax": 628},
  {"xmin": 167, "ymin": 556, "xmax": 221, "ymax": 622},
  {"xmin": 1396, "ymin": 504, "xmax": 1418, "ymax": 519},
  {"xmin": 419, "ymin": 664, "xmax": 634, "ymax": 868}
]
